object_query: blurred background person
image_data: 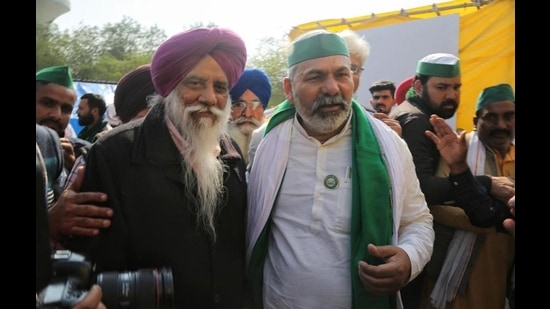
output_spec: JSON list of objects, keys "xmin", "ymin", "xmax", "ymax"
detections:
[
  {"xmin": 113, "ymin": 64, "xmax": 157, "ymax": 124},
  {"xmin": 76, "ymin": 93, "xmax": 112, "ymax": 143},
  {"xmin": 65, "ymin": 64, "xmax": 157, "ymax": 188},
  {"xmin": 338, "ymin": 29, "xmax": 401, "ymax": 135},
  {"xmin": 368, "ymin": 79, "xmax": 397, "ymax": 115},
  {"xmin": 228, "ymin": 68, "xmax": 272, "ymax": 165},
  {"xmin": 105, "ymin": 103, "xmax": 122, "ymax": 128},
  {"xmin": 337, "ymin": 29, "xmax": 369, "ymax": 95},
  {"xmin": 395, "ymin": 75, "xmax": 414, "ymax": 105}
]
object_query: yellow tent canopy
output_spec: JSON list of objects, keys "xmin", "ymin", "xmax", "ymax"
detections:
[{"xmin": 290, "ymin": 0, "xmax": 515, "ymax": 131}]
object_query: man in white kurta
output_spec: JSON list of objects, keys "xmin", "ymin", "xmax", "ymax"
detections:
[{"xmin": 246, "ymin": 30, "xmax": 434, "ymax": 309}]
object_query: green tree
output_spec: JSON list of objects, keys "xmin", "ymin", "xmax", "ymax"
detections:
[
  {"xmin": 36, "ymin": 23, "xmax": 71, "ymax": 70},
  {"xmin": 248, "ymin": 35, "xmax": 288, "ymax": 108},
  {"xmin": 100, "ymin": 16, "xmax": 167, "ymax": 60},
  {"xmin": 61, "ymin": 25, "xmax": 103, "ymax": 78},
  {"xmin": 37, "ymin": 16, "xmax": 290, "ymax": 95},
  {"xmin": 36, "ymin": 16, "xmax": 167, "ymax": 82}
]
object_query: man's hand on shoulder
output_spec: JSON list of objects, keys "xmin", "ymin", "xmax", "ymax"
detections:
[
  {"xmin": 48, "ymin": 166, "xmax": 112, "ymax": 242},
  {"xmin": 373, "ymin": 113, "xmax": 402, "ymax": 136}
]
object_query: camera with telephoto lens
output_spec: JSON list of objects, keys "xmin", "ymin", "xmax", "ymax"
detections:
[{"xmin": 37, "ymin": 250, "xmax": 175, "ymax": 309}]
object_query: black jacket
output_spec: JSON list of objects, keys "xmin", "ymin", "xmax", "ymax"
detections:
[
  {"xmin": 391, "ymin": 99, "xmax": 510, "ymax": 227},
  {"xmin": 67, "ymin": 103, "xmax": 248, "ymax": 309}
]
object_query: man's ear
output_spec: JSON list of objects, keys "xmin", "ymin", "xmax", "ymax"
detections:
[
  {"xmin": 283, "ymin": 78, "xmax": 294, "ymax": 103},
  {"xmin": 92, "ymin": 107, "xmax": 100, "ymax": 118},
  {"xmin": 413, "ymin": 79, "xmax": 422, "ymax": 96}
]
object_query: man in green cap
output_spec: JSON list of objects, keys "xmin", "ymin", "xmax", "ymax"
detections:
[
  {"xmin": 36, "ymin": 65, "xmax": 78, "ymax": 198},
  {"xmin": 247, "ymin": 30, "xmax": 402, "ymax": 172},
  {"xmin": 36, "ymin": 65, "xmax": 89, "ymax": 173},
  {"xmin": 391, "ymin": 52, "xmax": 515, "ymax": 308},
  {"xmin": 473, "ymin": 83, "xmax": 515, "ymax": 166},
  {"xmin": 422, "ymin": 83, "xmax": 515, "ymax": 309},
  {"xmin": 36, "ymin": 65, "xmax": 113, "ymax": 251},
  {"xmin": 36, "ymin": 65, "xmax": 76, "ymax": 137},
  {"xmin": 246, "ymin": 29, "xmax": 434, "ymax": 309}
]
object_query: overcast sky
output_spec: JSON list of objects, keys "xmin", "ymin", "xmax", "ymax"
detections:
[{"xmin": 53, "ymin": 0, "xmax": 440, "ymax": 53}]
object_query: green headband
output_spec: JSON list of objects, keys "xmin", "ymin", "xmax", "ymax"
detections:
[
  {"xmin": 287, "ymin": 32, "xmax": 349, "ymax": 67},
  {"xmin": 36, "ymin": 65, "xmax": 74, "ymax": 89},
  {"xmin": 417, "ymin": 61, "xmax": 460, "ymax": 77},
  {"xmin": 476, "ymin": 83, "xmax": 515, "ymax": 111},
  {"xmin": 416, "ymin": 53, "xmax": 460, "ymax": 77}
]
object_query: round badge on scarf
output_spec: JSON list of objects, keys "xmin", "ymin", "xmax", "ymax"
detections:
[{"xmin": 324, "ymin": 175, "xmax": 339, "ymax": 189}]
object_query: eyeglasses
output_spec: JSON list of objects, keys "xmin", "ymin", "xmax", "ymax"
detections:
[
  {"xmin": 350, "ymin": 64, "xmax": 365, "ymax": 75},
  {"xmin": 231, "ymin": 100, "xmax": 263, "ymax": 114}
]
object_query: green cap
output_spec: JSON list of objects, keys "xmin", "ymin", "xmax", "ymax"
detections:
[
  {"xmin": 476, "ymin": 83, "xmax": 515, "ymax": 111},
  {"xmin": 36, "ymin": 65, "xmax": 74, "ymax": 89},
  {"xmin": 416, "ymin": 53, "xmax": 460, "ymax": 77},
  {"xmin": 287, "ymin": 31, "xmax": 349, "ymax": 67}
]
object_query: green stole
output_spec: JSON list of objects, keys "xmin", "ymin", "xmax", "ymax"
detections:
[{"xmin": 249, "ymin": 99, "xmax": 395, "ymax": 308}]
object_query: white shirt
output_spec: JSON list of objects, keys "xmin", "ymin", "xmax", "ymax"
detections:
[
  {"xmin": 263, "ymin": 115, "xmax": 353, "ymax": 309},
  {"xmin": 247, "ymin": 109, "xmax": 434, "ymax": 309}
]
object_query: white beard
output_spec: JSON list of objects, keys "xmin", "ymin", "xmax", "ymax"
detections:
[
  {"xmin": 227, "ymin": 122, "xmax": 252, "ymax": 164},
  {"xmin": 293, "ymin": 93, "xmax": 351, "ymax": 135},
  {"xmin": 164, "ymin": 91, "xmax": 231, "ymax": 240}
]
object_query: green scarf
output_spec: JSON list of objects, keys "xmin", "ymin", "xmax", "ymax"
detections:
[
  {"xmin": 254, "ymin": 99, "xmax": 395, "ymax": 308},
  {"xmin": 405, "ymin": 86, "xmax": 416, "ymax": 101}
]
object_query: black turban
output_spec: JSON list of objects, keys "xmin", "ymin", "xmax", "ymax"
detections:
[{"xmin": 113, "ymin": 64, "xmax": 155, "ymax": 123}]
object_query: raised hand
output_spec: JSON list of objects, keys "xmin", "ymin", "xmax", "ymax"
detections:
[{"xmin": 425, "ymin": 114, "xmax": 468, "ymax": 173}]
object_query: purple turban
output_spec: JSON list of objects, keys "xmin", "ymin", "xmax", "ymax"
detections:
[
  {"xmin": 229, "ymin": 68, "xmax": 272, "ymax": 109},
  {"xmin": 150, "ymin": 27, "xmax": 247, "ymax": 97},
  {"xmin": 114, "ymin": 64, "xmax": 155, "ymax": 123}
]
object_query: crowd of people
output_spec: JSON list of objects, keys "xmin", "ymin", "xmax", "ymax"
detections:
[
  {"xmin": 36, "ymin": 26, "xmax": 515, "ymax": 309},
  {"xmin": 390, "ymin": 54, "xmax": 515, "ymax": 309}
]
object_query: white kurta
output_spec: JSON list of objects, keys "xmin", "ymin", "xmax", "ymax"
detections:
[
  {"xmin": 263, "ymin": 116, "xmax": 353, "ymax": 308},
  {"xmin": 247, "ymin": 109, "xmax": 434, "ymax": 309}
]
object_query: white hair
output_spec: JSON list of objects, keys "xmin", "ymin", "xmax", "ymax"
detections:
[{"xmin": 337, "ymin": 29, "xmax": 371, "ymax": 65}]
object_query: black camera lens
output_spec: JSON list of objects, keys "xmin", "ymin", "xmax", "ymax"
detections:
[{"xmin": 96, "ymin": 267, "xmax": 175, "ymax": 309}]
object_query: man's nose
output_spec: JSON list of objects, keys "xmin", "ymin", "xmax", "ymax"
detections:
[
  {"xmin": 321, "ymin": 76, "xmax": 339, "ymax": 96},
  {"xmin": 198, "ymin": 87, "xmax": 217, "ymax": 106}
]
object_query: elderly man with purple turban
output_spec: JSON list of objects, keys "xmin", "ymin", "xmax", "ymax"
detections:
[
  {"xmin": 228, "ymin": 68, "xmax": 272, "ymax": 164},
  {"xmin": 66, "ymin": 27, "xmax": 249, "ymax": 309}
]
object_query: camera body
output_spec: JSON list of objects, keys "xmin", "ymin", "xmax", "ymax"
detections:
[
  {"xmin": 37, "ymin": 250, "xmax": 175, "ymax": 309},
  {"xmin": 38, "ymin": 250, "xmax": 93, "ymax": 308}
]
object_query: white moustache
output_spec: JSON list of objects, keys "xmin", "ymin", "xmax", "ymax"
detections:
[
  {"xmin": 185, "ymin": 104, "xmax": 226, "ymax": 118},
  {"xmin": 235, "ymin": 116, "xmax": 262, "ymax": 127}
]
